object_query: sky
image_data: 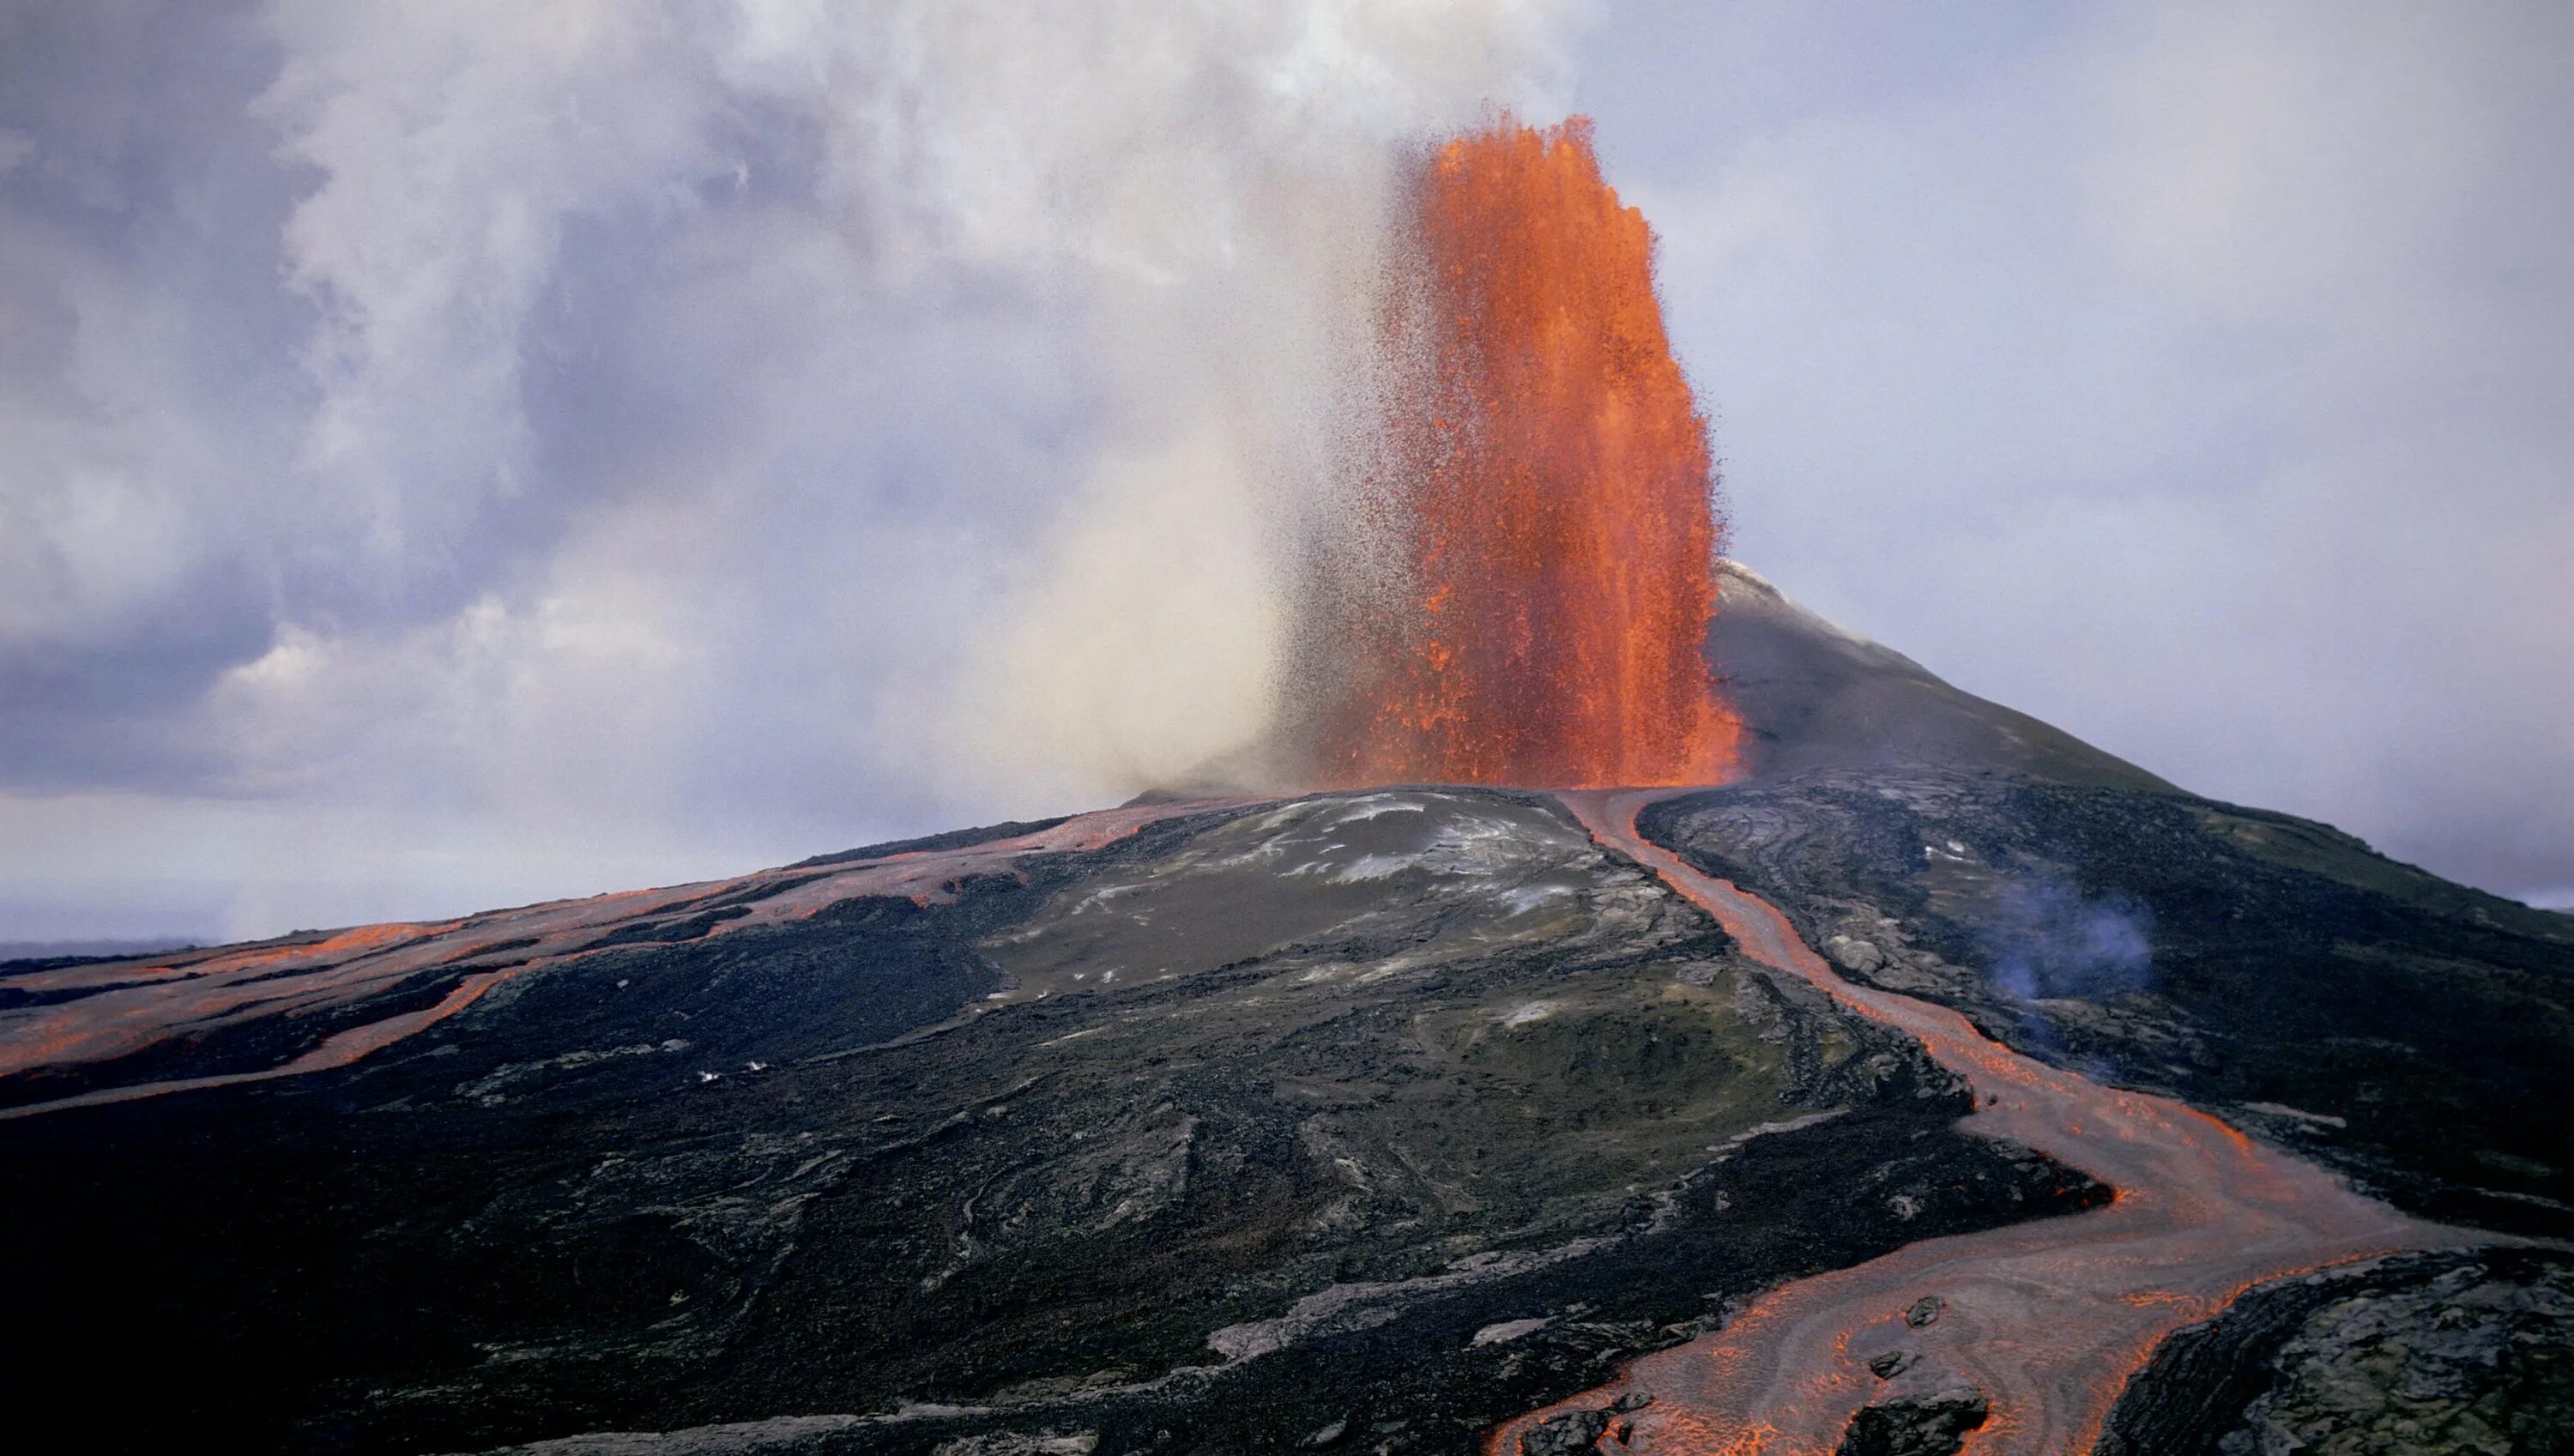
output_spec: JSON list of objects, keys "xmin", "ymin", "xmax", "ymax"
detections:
[{"xmin": 2, "ymin": 1, "xmax": 2568, "ymax": 947}]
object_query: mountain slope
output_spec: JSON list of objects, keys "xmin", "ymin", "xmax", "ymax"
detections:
[
  {"xmin": 1665, "ymin": 568, "xmax": 2574, "ymax": 1235},
  {"xmin": 0, "ymin": 791, "xmax": 2098, "ymax": 1453},
  {"xmin": 1707, "ymin": 560, "xmax": 2172, "ymax": 792},
  {"xmin": 4, "ymin": 565, "xmax": 2571, "ymax": 1453}
]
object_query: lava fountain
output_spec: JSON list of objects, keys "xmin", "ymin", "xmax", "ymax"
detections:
[{"xmin": 1299, "ymin": 116, "xmax": 1742, "ymax": 789}]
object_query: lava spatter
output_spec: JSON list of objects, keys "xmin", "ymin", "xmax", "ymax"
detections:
[{"xmin": 1307, "ymin": 118, "xmax": 1741, "ymax": 790}]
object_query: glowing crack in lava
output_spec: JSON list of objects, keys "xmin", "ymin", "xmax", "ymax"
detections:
[{"xmin": 1308, "ymin": 117, "xmax": 1741, "ymax": 789}]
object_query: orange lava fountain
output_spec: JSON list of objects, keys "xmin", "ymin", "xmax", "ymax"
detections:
[{"xmin": 1308, "ymin": 117, "xmax": 1741, "ymax": 789}]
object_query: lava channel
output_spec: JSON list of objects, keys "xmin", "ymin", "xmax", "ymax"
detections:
[{"xmin": 1487, "ymin": 788, "xmax": 2513, "ymax": 1456}]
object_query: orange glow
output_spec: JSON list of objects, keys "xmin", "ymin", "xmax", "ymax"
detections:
[{"xmin": 1314, "ymin": 117, "xmax": 1740, "ymax": 789}]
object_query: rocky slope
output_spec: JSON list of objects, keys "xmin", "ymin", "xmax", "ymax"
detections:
[
  {"xmin": 1, "ymin": 790, "xmax": 2099, "ymax": 1453},
  {"xmin": 1636, "ymin": 768, "xmax": 2574, "ymax": 1235},
  {"xmin": 2099, "ymin": 1248, "xmax": 2574, "ymax": 1455},
  {"xmin": 1704, "ymin": 561, "xmax": 2172, "ymax": 793}
]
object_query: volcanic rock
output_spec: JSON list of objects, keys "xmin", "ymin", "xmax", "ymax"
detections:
[
  {"xmin": 1650, "ymin": 570, "xmax": 2574, "ymax": 1235},
  {"xmin": 1868, "ymin": 1350, "xmax": 1919, "ymax": 1380},
  {"xmin": 1707, "ymin": 560, "xmax": 2171, "ymax": 792},
  {"xmin": 1516, "ymin": 1408, "xmax": 1610, "ymax": 1456},
  {"xmin": 2100, "ymin": 1248, "xmax": 2574, "ymax": 1455},
  {"xmin": 0, "ymin": 788, "xmax": 2100, "ymax": 1453},
  {"xmin": 1834, "ymin": 1381, "xmax": 1990, "ymax": 1456},
  {"xmin": 1823, "ymin": 935, "xmax": 1887, "ymax": 974}
]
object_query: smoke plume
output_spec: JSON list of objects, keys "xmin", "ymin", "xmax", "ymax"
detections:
[{"xmin": 1980, "ymin": 874, "xmax": 2156, "ymax": 1003}]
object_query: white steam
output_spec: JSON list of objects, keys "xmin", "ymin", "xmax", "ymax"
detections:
[
  {"xmin": 0, "ymin": 0, "xmax": 1579, "ymax": 938},
  {"xmin": 916, "ymin": 7, "xmax": 1574, "ymax": 803}
]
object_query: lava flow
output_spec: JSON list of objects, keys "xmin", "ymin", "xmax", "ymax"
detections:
[
  {"xmin": 0, "ymin": 801, "xmax": 1230, "ymax": 1121},
  {"xmin": 1490, "ymin": 789, "xmax": 2503, "ymax": 1456},
  {"xmin": 1305, "ymin": 118, "xmax": 1740, "ymax": 790}
]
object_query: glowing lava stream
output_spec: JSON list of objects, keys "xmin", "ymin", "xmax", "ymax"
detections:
[{"xmin": 1496, "ymin": 788, "xmax": 2507, "ymax": 1456}]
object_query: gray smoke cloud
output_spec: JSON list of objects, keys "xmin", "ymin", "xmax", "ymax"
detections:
[
  {"xmin": 1974, "ymin": 871, "xmax": 2157, "ymax": 1083},
  {"xmin": 1982, "ymin": 877, "xmax": 2156, "ymax": 1006}
]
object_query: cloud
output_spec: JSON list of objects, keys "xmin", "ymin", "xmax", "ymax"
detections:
[
  {"xmin": 1575, "ymin": 0, "xmax": 2574, "ymax": 906},
  {"xmin": 0, "ymin": 0, "xmax": 1577, "ymax": 939}
]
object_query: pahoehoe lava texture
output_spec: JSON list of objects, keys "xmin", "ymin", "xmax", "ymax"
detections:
[
  {"xmin": 2100, "ymin": 1248, "xmax": 2574, "ymax": 1454},
  {"xmin": 1491, "ymin": 791, "xmax": 2473, "ymax": 1456},
  {"xmin": 0, "ymin": 789, "xmax": 2100, "ymax": 1454}
]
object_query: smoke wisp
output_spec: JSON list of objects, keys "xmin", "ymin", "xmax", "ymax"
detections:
[{"xmin": 1981, "ymin": 874, "xmax": 2156, "ymax": 1004}]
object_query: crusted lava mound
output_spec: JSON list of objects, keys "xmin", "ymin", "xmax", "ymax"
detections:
[{"xmin": 2098, "ymin": 1248, "xmax": 2574, "ymax": 1455}]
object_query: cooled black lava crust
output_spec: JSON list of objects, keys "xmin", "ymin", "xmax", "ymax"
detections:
[{"xmin": 3, "ymin": 791, "xmax": 2103, "ymax": 1455}]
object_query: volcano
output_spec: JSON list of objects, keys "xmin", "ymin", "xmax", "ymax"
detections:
[{"xmin": 9, "ymin": 565, "xmax": 2573, "ymax": 1455}]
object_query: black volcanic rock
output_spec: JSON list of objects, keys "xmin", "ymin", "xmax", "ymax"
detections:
[
  {"xmin": 1836, "ymin": 1382, "xmax": 1990, "ymax": 1456},
  {"xmin": 1638, "ymin": 770, "xmax": 2574, "ymax": 1233},
  {"xmin": 1516, "ymin": 1407, "xmax": 1610, "ymax": 1455},
  {"xmin": 2100, "ymin": 1249, "xmax": 2574, "ymax": 1455},
  {"xmin": 1674, "ymin": 566, "xmax": 2574, "ymax": 1240},
  {"xmin": 1706, "ymin": 561, "xmax": 2172, "ymax": 792},
  {"xmin": 1650, "ymin": 571, "xmax": 2574, "ymax": 1230},
  {"xmin": 0, "ymin": 789, "xmax": 2101, "ymax": 1454}
]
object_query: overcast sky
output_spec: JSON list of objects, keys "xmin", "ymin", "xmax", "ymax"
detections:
[{"xmin": 3, "ymin": 1, "xmax": 2568, "ymax": 946}]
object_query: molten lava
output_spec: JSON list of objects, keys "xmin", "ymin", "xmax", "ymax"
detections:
[{"xmin": 1312, "ymin": 116, "xmax": 1741, "ymax": 789}]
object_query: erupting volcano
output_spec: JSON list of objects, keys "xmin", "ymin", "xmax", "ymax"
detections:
[
  {"xmin": 15, "ymin": 89, "xmax": 2574, "ymax": 1456},
  {"xmin": 1307, "ymin": 118, "xmax": 1742, "ymax": 789}
]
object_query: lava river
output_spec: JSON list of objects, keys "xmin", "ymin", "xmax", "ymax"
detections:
[{"xmin": 1492, "ymin": 788, "xmax": 2504, "ymax": 1456}]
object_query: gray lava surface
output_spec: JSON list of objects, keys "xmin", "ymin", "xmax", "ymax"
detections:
[
  {"xmin": 0, "ymin": 789, "xmax": 2099, "ymax": 1454},
  {"xmin": 2101, "ymin": 1249, "xmax": 2574, "ymax": 1455}
]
